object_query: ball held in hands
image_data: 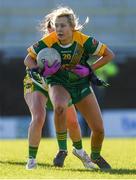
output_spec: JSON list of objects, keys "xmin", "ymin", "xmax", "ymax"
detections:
[{"xmin": 42, "ymin": 60, "xmax": 61, "ymax": 77}]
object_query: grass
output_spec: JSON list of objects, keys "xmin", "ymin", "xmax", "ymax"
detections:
[{"xmin": 0, "ymin": 138, "xmax": 136, "ymax": 179}]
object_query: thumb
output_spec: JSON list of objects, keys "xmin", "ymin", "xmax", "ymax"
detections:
[
  {"xmin": 54, "ymin": 62, "xmax": 61, "ymax": 68},
  {"xmin": 44, "ymin": 60, "xmax": 49, "ymax": 67}
]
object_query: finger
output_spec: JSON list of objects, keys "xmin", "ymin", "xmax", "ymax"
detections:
[
  {"xmin": 44, "ymin": 60, "xmax": 48, "ymax": 67},
  {"xmin": 52, "ymin": 60, "xmax": 59, "ymax": 66},
  {"xmin": 75, "ymin": 64, "xmax": 82, "ymax": 68},
  {"xmin": 76, "ymin": 64, "xmax": 85, "ymax": 69},
  {"xmin": 74, "ymin": 64, "xmax": 83, "ymax": 69},
  {"xmin": 54, "ymin": 62, "xmax": 61, "ymax": 68},
  {"xmin": 74, "ymin": 66, "xmax": 82, "ymax": 70}
]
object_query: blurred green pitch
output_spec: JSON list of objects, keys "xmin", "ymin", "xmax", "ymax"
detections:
[{"xmin": 0, "ymin": 138, "xmax": 136, "ymax": 179}]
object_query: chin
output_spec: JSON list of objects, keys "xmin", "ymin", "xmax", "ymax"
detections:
[
  {"xmin": 59, "ymin": 39, "xmax": 67, "ymax": 44},
  {"xmin": 58, "ymin": 37, "xmax": 65, "ymax": 41}
]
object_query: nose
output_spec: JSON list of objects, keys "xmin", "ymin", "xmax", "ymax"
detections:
[{"xmin": 56, "ymin": 25, "xmax": 62, "ymax": 32}]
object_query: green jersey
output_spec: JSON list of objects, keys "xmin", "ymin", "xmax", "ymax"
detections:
[{"xmin": 28, "ymin": 31, "xmax": 106, "ymax": 87}]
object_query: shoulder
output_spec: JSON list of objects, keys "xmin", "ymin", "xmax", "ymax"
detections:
[
  {"xmin": 41, "ymin": 32, "xmax": 58, "ymax": 47},
  {"xmin": 73, "ymin": 31, "xmax": 90, "ymax": 46},
  {"xmin": 27, "ymin": 32, "xmax": 58, "ymax": 58}
]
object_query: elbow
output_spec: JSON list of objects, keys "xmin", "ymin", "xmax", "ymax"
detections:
[
  {"xmin": 24, "ymin": 54, "xmax": 31, "ymax": 67},
  {"xmin": 103, "ymin": 47, "xmax": 115, "ymax": 63},
  {"xmin": 110, "ymin": 51, "xmax": 115, "ymax": 61},
  {"xmin": 107, "ymin": 49, "xmax": 115, "ymax": 63},
  {"xmin": 24, "ymin": 58, "xmax": 27, "ymax": 66},
  {"xmin": 24, "ymin": 55, "xmax": 28, "ymax": 66}
]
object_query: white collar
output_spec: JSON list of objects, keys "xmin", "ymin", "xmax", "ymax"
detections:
[{"xmin": 59, "ymin": 43, "xmax": 72, "ymax": 48}]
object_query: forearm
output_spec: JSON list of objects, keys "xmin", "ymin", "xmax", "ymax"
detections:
[
  {"xmin": 91, "ymin": 56, "xmax": 111, "ymax": 71},
  {"xmin": 24, "ymin": 54, "xmax": 38, "ymax": 69},
  {"xmin": 91, "ymin": 47, "xmax": 115, "ymax": 71}
]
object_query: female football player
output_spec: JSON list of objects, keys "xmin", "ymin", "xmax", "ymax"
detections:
[
  {"xmin": 24, "ymin": 12, "xmax": 94, "ymax": 169},
  {"xmin": 26, "ymin": 6, "xmax": 115, "ymax": 170}
]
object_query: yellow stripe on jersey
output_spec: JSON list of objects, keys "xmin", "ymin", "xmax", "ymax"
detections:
[
  {"xmin": 42, "ymin": 31, "xmax": 58, "ymax": 47},
  {"xmin": 98, "ymin": 44, "xmax": 107, "ymax": 56},
  {"xmin": 27, "ymin": 32, "xmax": 58, "ymax": 60},
  {"xmin": 42, "ymin": 31, "xmax": 89, "ymax": 47},
  {"xmin": 93, "ymin": 42, "xmax": 107, "ymax": 56},
  {"xmin": 27, "ymin": 46, "xmax": 37, "ymax": 60},
  {"xmin": 73, "ymin": 31, "xmax": 89, "ymax": 46}
]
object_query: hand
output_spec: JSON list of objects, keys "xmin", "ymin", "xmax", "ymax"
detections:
[
  {"xmin": 42, "ymin": 60, "xmax": 61, "ymax": 77},
  {"xmin": 89, "ymin": 67, "xmax": 109, "ymax": 87},
  {"xmin": 29, "ymin": 67, "xmax": 41, "ymax": 74},
  {"xmin": 71, "ymin": 64, "xmax": 90, "ymax": 77},
  {"xmin": 27, "ymin": 67, "xmax": 42, "ymax": 78},
  {"xmin": 91, "ymin": 73, "xmax": 109, "ymax": 87}
]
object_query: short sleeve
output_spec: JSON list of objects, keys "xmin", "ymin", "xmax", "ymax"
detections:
[
  {"xmin": 27, "ymin": 39, "xmax": 47, "ymax": 59},
  {"xmin": 84, "ymin": 37, "xmax": 107, "ymax": 56}
]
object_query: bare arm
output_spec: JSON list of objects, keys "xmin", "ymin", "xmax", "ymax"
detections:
[
  {"xmin": 91, "ymin": 47, "xmax": 115, "ymax": 71},
  {"xmin": 24, "ymin": 54, "xmax": 38, "ymax": 69}
]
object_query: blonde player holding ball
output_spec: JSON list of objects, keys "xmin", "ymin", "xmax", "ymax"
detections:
[
  {"xmin": 24, "ymin": 12, "xmax": 95, "ymax": 170},
  {"xmin": 26, "ymin": 6, "xmax": 114, "ymax": 170}
]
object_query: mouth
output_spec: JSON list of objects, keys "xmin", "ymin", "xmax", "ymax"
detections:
[{"xmin": 57, "ymin": 33, "xmax": 64, "ymax": 38}]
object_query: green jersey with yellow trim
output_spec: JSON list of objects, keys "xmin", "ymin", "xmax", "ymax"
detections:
[{"xmin": 27, "ymin": 31, "xmax": 106, "ymax": 85}]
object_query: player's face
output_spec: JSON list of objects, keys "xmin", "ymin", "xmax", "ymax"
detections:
[{"xmin": 55, "ymin": 17, "xmax": 73, "ymax": 45}]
